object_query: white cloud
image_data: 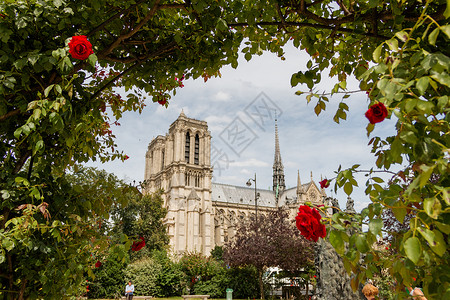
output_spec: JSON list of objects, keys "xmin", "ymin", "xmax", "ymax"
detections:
[
  {"xmin": 213, "ymin": 91, "xmax": 231, "ymax": 101},
  {"xmin": 230, "ymin": 158, "xmax": 270, "ymax": 168}
]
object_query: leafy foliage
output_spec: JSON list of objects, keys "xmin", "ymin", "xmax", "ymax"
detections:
[
  {"xmin": 226, "ymin": 265, "xmax": 260, "ymax": 299},
  {"xmin": 224, "ymin": 208, "xmax": 314, "ymax": 299},
  {"xmin": 110, "ymin": 189, "xmax": 169, "ymax": 258},
  {"xmin": 179, "ymin": 252, "xmax": 228, "ymax": 297},
  {"xmin": 151, "ymin": 250, "xmax": 184, "ymax": 297},
  {"xmin": 124, "ymin": 257, "xmax": 163, "ymax": 296},
  {"xmin": 87, "ymin": 244, "xmax": 129, "ymax": 299}
]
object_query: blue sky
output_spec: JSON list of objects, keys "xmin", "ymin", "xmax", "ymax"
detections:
[{"xmin": 88, "ymin": 43, "xmax": 397, "ymax": 211}]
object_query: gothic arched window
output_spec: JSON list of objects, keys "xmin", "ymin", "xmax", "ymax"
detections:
[
  {"xmin": 185, "ymin": 132, "xmax": 190, "ymax": 162},
  {"xmin": 194, "ymin": 134, "xmax": 200, "ymax": 165}
]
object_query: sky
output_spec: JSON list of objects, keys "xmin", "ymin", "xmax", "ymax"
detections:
[{"xmin": 88, "ymin": 43, "xmax": 397, "ymax": 212}]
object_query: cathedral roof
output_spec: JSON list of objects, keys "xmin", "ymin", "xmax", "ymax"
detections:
[
  {"xmin": 212, "ymin": 183, "xmax": 278, "ymax": 207},
  {"xmin": 211, "ymin": 182, "xmax": 313, "ymax": 207}
]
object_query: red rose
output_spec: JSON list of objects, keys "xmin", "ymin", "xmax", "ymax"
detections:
[
  {"xmin": 131, "ymin": 236, "xmax": 145, "ymax": 251},
  {"xmin": 95, "ymin": 261, "xmax": 101, "ymax": 268},
  {"xmin": 319, "ymin": 179, "xmax": 330, "ymax": 189},
  {"xmin": 295, "ymin": 205, "xmax": 326, "ymax": 242},
  {"xmin": 158, "ymin": 99, "xmax": 167, "ymax": 105},
  {"xmin": 124, "ymin": 155, "xmax": 129, "ymax": 160},
  {"xmin": 68, "ymin": 35, "xmax": 94, "ymax": 60},
  {"xmin": 365, "ymin": 102, "xmax": 388, "ymax": 124}
]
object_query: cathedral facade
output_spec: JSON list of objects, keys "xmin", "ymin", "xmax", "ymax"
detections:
[{"xmin": 143, "ymin": 111, "xmax": 326, "ymax": 256}]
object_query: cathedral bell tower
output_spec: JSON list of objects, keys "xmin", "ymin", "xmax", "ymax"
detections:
[
  {"xmin": 273, "ymin": 118, "xmax": 286, "ymax": 202},
  {"xmin": 143, "ymin": 110, "xmax": 213, "ymax": 255}
]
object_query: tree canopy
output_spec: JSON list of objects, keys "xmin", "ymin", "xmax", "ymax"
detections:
[
  {"xmin": 224, "ymin": 209, "xmax": 314, "ymax": 299},
  {"xmin": 1, "ymin": 0, "xmax": 449, "ymax": 298}
]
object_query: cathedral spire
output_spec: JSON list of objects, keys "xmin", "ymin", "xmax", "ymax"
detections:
[
  {"xmin": 273, "ymin": 118, "xmax": 285, "ymax": 197},
  {"xmin": 297, "ymin": 170, "xmax": 303, "ymax": 195}
]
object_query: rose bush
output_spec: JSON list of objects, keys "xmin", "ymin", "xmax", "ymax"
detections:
[{"xmin": 295, "ymin": 205, "xmax": 326, "ymax": 242}]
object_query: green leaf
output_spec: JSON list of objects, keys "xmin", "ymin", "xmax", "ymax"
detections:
[
  {"xmin": 373, "ymin": 44, "xmax": 383, "ymax": 63},
  {"xmin": 13, "ymin": 58, "xmax": 28, "ymax": 70},
  {"xmin": 428, "ymin": 27, "xmax": 439, "ymax": 46},
  {"xmin": 368, "ymin": 219, "xmax": 382, "ymax": 236},
  {"xmin": 430, "ymin": 71, "xmax": 450, "ymax": 87},
  {"xmin": 343, "ymin": 182, "xmax": 353, "ymax": 195},
  {"xmin": 216, "ymin": 18, "xmax": 228, "ymax": 32},
  {"xmin": 419, "ymin": 165, "xmax": 435, "ymax": 188},
  {"xmin": 44, "ymin": 84, "xmax": 54, "ymax": 97},
  {"xmin": 395, "ymin": 31, "xmax": 408, "ymax": 42},
  {"xmin": 386, "ymin": 38, "xmax": 398, "ymax": 52},
  {"xmin": 404, "ymin": 237, "xmax": 421, "ymax": 264},
  {"xmin": 366, "ymin": 123, "xmax": 374, "ymax": 137},
  {"xmin": 16, "ymin": 18, "xmax": 27, "ymax": 29},
  {"xmin": 290, "ymin": 73, "xmax": 298, "ymax": 87},
  {"xmin": 28, "ymin": 53, "xmax": 39, "ymax": 66},
  {"xmin": 445, "ymin": 0, "xmax": 450, "ymax": 18},
  {"xmin": 355, "ymin": 234, "xmax": 370, "ymax": 253},
  {"xmin": 34, "ymin": 140, "xmax": 44, "ymax": 154},
  {"xmin": 435, "ymin": 221, "xmax": 450, "ymax": 235},
  {"xmin": 88, "ymin": 53, "xmax": 97, "ymax": 68},
  {"xmin": 314, "ymin": 103, "xmax": 322, "ymax": 115},
  {"xmin": 244, "ymin": 52, "xmax": 252, "ymax": 61},
  {"xmin": 3, "ymin": 238, "xmax": 14, "ymax": 251},
  {"xmin": 418, "ymin": 228, "xmax": 446, "ymax": 257},
  {"xmin": 416, "ymin": 77, "xmax": 429, "ymax": 95},
  {"xmin": 329, "ymin": 230, "xmax": 344, "ymax": 255},
  {"xmin": 441, "ymin": 25, "xmax": 450, "ymax": 39},
  {"xmin": 392, "ymin": 206, "xmax": 407, "ymax": 224},
  {"xmin": 53, "ymin": 0, "xmax": 63, "ymax": 8},
  {"xmin": 424, "ymin": 197, "xmax": 441, "ymax": 219},
  {"xmin": 14, "ymin": 128, "xmax": 22, "ymax": 139},
  {"xmin": 430, "ymin": 230, "xmax": 447, "ymax": 257}
]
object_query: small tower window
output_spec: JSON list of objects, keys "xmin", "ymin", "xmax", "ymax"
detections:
[
  {"xmin": 161, "ymin": 150, "xmax": 165, "ymax": 171},
  {"xmin": 194, "ymin": 173, "xmax": 200, "ymax": 187},
  {"xmin": 185, "ymin": 132, "xmax": 190, "ymax": 162},
  {"xmin": 185, "ymin": 170, "xmax": 191, "ymax": 186},
  {"xmin": 194, "ymin": 134, "xmax": 199, "ymax": 165}
]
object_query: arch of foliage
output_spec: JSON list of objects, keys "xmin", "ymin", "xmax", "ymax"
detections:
[{"xmin": 0, "ymin": 0, "xmax": 449, "ymax": 299}]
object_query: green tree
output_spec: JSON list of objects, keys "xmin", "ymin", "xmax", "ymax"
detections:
[
  {"xmin": 151, "ymin": 249, "xmax": 184, "ymax": 297},
  {"xmin": 179, "ymin": 252, "xmax": 229, "ymax": 297},
  {"xmin": 87, "ymin": 244, "xmax": 129, "ymax": 299},
  {"xmin": 110, "ymin": 189, "xmax": 169, "ymax": 258},
  {"xmin": 224, "ymin": 209, "xmax": 314, "ymax": 299}
]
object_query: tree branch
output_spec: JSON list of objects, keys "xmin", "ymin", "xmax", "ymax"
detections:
[
  {"xmin": 229, "ymin": 21, "xmax": 389, "ymax": 39},
  {"xmin": 86, "ymin": 0, "xmax": 148, "ymax": 38},
  {"xmin": 18, "ymin": 279, "xmax": 27, "ymax": 300},
  {"xmin": 13, "ymin": 150, "xmax": 32, "ymax": 175},
  {"xmin": 97, "ymin": 0, "xmax": 162, "ymax": 59},
  {"xmin": 0, "ymin": 109, "xmax": 21, "ymax": 122}
]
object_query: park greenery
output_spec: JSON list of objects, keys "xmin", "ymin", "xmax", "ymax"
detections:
[
  {"xmin": 224, "ymin": 209, "xmax": 315, "ymax": 299},
  {"xmin": 0, "ymin": 0, "xmax": 449, "ymax": 299}
]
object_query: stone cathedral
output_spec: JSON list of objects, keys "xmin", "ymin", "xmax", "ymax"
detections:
[{"xmin": 143, "ymin": 111, "xmax": 325, "ymax": 256}]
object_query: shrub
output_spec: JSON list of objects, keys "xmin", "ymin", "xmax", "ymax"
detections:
[
  {"xmin": 226, "ymin": 265, "xmax": 260, "ymax": 299},
  {"xmin": 152, "ymin": 250, "xmax": 183, "ymax": 297},
  {"xmin": 124, "ymin": 257, "xmax": 162, "ymax": 296},
  {"xmin": 87, "ymin": 245, "xmax": 128, "ymax": 299}
]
